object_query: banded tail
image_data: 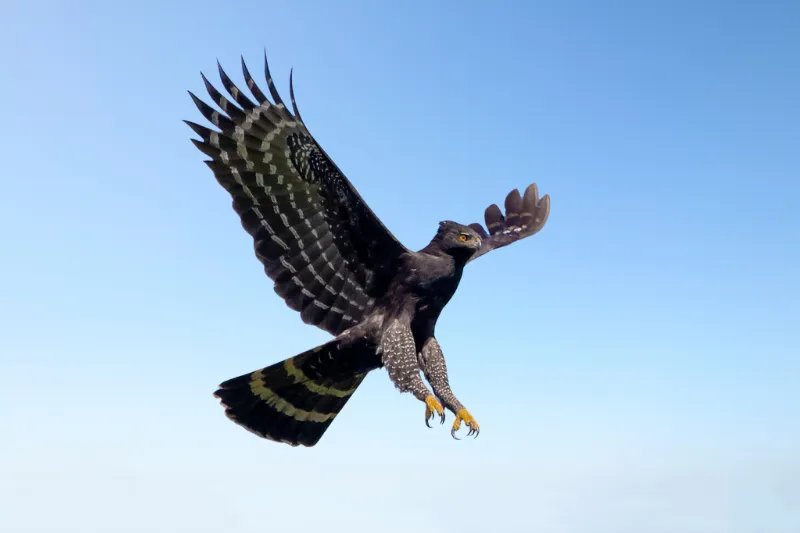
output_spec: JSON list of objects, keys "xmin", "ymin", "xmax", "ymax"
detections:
[{"xmin": 214, "ymin": 339, "xmax": 379, "ymax": 447}]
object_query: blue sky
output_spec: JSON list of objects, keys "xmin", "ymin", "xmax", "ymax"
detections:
[{"xmin": 1, "ymin": 1, "xmax": 798, "ymax": 531}]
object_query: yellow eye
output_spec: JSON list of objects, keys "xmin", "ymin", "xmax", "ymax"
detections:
[{"xmin": 458, "ymin": 233, "xmax": 469, "ymax": 242}]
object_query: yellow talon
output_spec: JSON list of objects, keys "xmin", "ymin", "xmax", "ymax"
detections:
[
  {"xmin": 452, "ymin": 408, "xmax": 480, "ymax": 439},
  {"xmin": 424, "ymin": 395, "xmax": 445, "ymax": 427}
]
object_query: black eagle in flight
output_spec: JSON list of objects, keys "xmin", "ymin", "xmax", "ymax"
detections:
[{"xmin": 185, "ymin": 54, "xmax": 551, "ymax": 447}]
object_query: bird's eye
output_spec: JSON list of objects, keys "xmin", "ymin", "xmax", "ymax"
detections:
[{"xmin": 458, "ymin": 233, "xmax": 469, "ymax": 242}]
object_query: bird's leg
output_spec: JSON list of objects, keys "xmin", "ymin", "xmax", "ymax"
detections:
[
  {"xmin": 419, "ymin": 337, "xmax": 479, "ymax": 439},
  {"xmin": 380, "ymin": 320, "xmax": 444, "ymax": 426}
]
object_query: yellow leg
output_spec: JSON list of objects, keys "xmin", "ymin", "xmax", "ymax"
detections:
[
  {"xmin": 451, "ymin": 408, "xmax": 479, "ymax": 439},
  {"xmin": 424, "ymin": 395, "xmax": 445, "ymax": 427}
]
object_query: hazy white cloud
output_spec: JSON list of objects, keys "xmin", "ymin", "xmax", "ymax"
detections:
[{"xmin": 3, "ymin": 437, "xmax": 797, "ymax": 533}]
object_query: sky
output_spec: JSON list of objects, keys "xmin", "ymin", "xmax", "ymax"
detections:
[{"xmin": 1, "ymin": 1, "xmax": 799, "ymax": 531}]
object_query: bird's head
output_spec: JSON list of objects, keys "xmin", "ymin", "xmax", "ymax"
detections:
[{"xmin": 431, "ymin": 220, "xmax": 482, "ymax": 257}]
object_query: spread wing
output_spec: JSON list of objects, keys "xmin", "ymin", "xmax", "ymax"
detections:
[
  {"xmin": 185, "ymin": 54, "xmax": 409, "ymax": 335},
  {"xmin": 467, "ymin": 183, "xmax": 551, "ymax": 262}
]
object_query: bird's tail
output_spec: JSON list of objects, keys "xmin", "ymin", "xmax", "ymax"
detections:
[{"xmin": 214, "ymin": 339, "xmax": 379, "ymax": 447}]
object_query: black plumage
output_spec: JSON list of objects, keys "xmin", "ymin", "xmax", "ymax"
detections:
[{"xmin": 187, "ymin": 54, "xmax": 551, "ymax": 446}]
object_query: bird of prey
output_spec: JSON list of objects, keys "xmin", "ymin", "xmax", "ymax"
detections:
[{"xmin": 185, "ymin": 54, "xmax": 551, "ymax": 447}]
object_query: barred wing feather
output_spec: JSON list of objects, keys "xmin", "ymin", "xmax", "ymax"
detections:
[
  {"xmin": 467, "ymin": 183, "xmax": 551, "ymax": 262},
  {"xmin": 185, "ymin": 55, "xmax": 409, "ymax": 335}
]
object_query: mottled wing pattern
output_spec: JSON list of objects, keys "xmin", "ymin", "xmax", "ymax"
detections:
[
  {"xmin": 185, "ymin": 55, "xmax": 409, "ymax": 335},
  {"xmin": 467, "ymin": 182, "xmax": 551, "ymax": 262}
]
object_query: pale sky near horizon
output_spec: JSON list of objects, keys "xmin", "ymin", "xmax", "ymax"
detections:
[{"xmin": 1, "ymin": 1, "xmax": 799, "ymax": 532}]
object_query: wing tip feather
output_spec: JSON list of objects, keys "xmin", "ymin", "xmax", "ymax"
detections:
[
  {"xmin": 289, "ymin": 67, "xmax": 303, "ymax": 121},
  {"xmin": 263, "ymin": 49, "xmax": 286, "ymax": 108}
]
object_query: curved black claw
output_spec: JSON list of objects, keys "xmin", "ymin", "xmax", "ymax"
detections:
[
  {"xmin": 426, "ymin": 409, "xmax": 445, "ymax": 428},
  {"xmin": 424, "ymin": 396, "xmax": 445, "ymax": 428},
  {"xmin": 451, "ymin": 409, "xmax": 479, "ymax": 440}
]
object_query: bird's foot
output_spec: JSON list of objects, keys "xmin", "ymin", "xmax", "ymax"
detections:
[
  {"xmin": 451, "ymin": 409, "xmax": 479, "ymax": 439},
  {"xmin": 424, "ymin": 395, "xmax": 445, "ymax": 427}
]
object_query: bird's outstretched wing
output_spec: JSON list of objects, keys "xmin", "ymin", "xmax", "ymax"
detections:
[
  {"xmin": 185, "ymin": 54, "xmax": 409, "ymax": 335},
  {"xmin": 467, "ymin": 183, "xmax": 550, "ymax": 262}
]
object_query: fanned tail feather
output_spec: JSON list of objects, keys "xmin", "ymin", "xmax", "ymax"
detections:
[{"xmin": 214, "ymin": 339, "xmax": 379, "ymax": 447}]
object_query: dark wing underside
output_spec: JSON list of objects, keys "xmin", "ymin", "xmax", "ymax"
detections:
[
  {"xmin": 467, "ymin": 183, "xmax": 551, "ymax": 262},
  {"xmin": 186, "ymin": 55, "xmax": 409, "ymax": 335}
]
